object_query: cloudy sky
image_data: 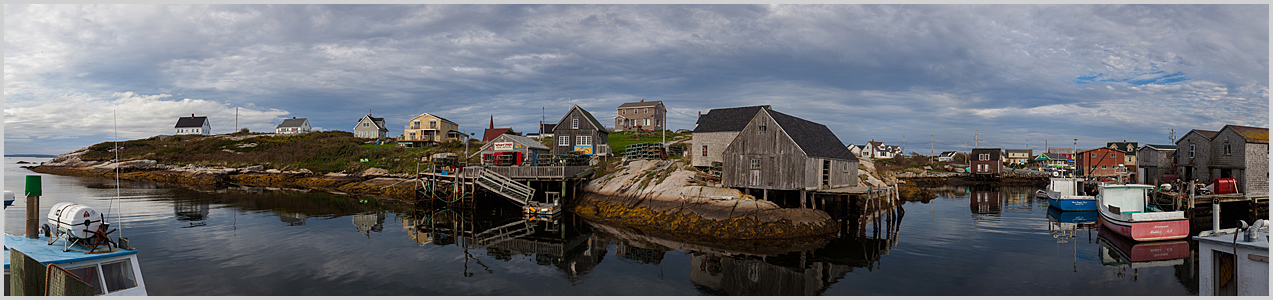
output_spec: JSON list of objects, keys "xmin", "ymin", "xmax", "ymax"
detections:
[{"xmin": 4, "ymin": 4, "xmax": 1268, "ymax": 156}]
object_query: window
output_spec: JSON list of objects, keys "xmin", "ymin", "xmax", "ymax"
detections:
[
  {"xmin": 702, "ymin": 145, "xmax": 708, "ymax": 156},
  {"xmin": 644, "ymin": 108, "xmax": 649, "ymax": 114},
  {"xmin": 558, "ymin": 136, "xmax": 570, "ymax": 146},
  {"xmin": 979, "ymin": 154, "xmax": 989, "ymax": 161},
  {"xmin": 577, "ymin": 135, "xmax": 592, "ymax": 146},
  {"xmin": 759, "ymin": 125, "xmax": 767, "ymax": 133},
  {"xmin": 1224, "ymin": 143, "xmax": 1231, "ymax": 155},
  {"xmin": 1102, "ymin": 165, "xmax": 1107, "ymax": 169},
  {"xmin": 1110, "ymin": 153, "xmax": 1116, "ymax": 158},
  {"xmin": 101, "ymin": 259, "xmax": 138, "ymax": 293},
  {"xmin": 1189, "ymin": 144, "xmax": 1195, "ymax": 158},
  {"xmin": 643, "ymin": 119, "xmax": 651, "ymax": 126},
  {"xmin": 409, "ymin": 132, "xmax": 416, "ymax": 140},
  {"xmin": 66, "ymin": 265, "xmax": 103, "ymax": 295},
  {"xmin": 429, "ymin": 120, "xmax": 437, "ymax": 129},
  {"xmin": 620, "ymin": 109, "xmax": 625, "ymax": 115},
  {"xmin": 1091, "ymin": 153, "xmax": 1097, "ymax": 158},
  {"xmin": 750, "ymin": 159, "xmax": 761, "ymax": 169},
  {"xmin": 572, "ymin": 118, "xmax": 579, "ymax": 129},
  {"xmin": 842, "ymin": 162, "xmax": 850, "ymax": 172}
]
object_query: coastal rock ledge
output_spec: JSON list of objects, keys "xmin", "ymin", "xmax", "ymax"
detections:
[
  {"xmin": 576, "ymin": 160, "xmax": 838, "ymax": 241},
  {"xmin": 24, "ymin": 148, "xmax": 416, "ymax": 200}
]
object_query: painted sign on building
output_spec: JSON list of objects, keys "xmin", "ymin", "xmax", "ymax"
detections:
[
  {"xmin": 574, "ymin": 146, "xmax": 593, "ymax": 155},
  {"xmin": 493, "ymin": 142, "xmax": 514, "ymax": 151}
]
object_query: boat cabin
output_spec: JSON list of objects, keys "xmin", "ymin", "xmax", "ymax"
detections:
[{"xmin": 5, "ymin": 234, "xmax": 147, "ymax": 296}]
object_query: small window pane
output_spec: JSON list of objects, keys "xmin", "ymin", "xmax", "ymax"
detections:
[
  {"xmin": 101, "ymin": 259, "xmax": 138, "ymax": 293},
  {"xmin": 66, "ymin": 265, "xmax": 103, "ymax": 295},
  {"xmin": 558, "ymin": 136, "xmax": 570, "ymax": 146}
]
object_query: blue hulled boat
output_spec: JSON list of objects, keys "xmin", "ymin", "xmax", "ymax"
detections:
[{"xmin": 1044, "ymin": 177, "xmax": 1096, "ymax": 211}]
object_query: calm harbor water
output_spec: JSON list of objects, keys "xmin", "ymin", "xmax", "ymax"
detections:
[{"xmin": 3, "ymin": 157, "xmax": 1199, "ymax": 296}]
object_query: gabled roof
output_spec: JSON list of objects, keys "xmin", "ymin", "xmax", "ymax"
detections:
[
  {"xmin": 540, "ymin": 123, "xmax": 557, "ymax": 134},
  {"xmin": 1141, "ymin": 144, "xmax": 1177, "ymax": 151},
  {"xmin": 618, "ymin": 100, "xmax": 664, "ymax": 109},
  {"xmin": 1106, "ymin": 141, "xmax": 1138, "ymax": 154},
  {"xmin": 764, "ymin": 109, "xmax": 858, "ymax": 161},
  {"xmin": 355, "ymin": 114, "xmax": 387, "ymax": 131},
  {"xmin": 277, "ymin": 118, "xmax": 308, "ymax": 128},
  {"xmin": 1220, "ymin": 124, "xmax": 1269, "ymax": 143},
  {"xmin": 1176, "ymin": 129, "xmax": 1216, "ymax": 143},
  {"xmin": 499, "ymin": 134, "xmax": 550, "ymax": 150},
  {"xmin": 410, "ymin": 112, "xmax": 457, "ymax": 126},
  {"xmin": 483, "ymin": 128, "xmax": 513, "ymax": 142},
  {"xmin": 693, "ymin": 105, "xmax": 771, "ymax": 133},
  {"xmin": 970, "ymin": 148, "xmax": 1002, "ymax": 160},
  {"xmin": 1005, "ymin": 149, "xmax": 1032, "ymax": 154},
  {"xmin": 939, "ymin": 151, "xmax": 958, "ymax": 157},
  {"xmin": 175, "ymin": 116, "xmax": 208, "ymax": 128},
  {"xmin": 554, "ymin": 105, "xmax": 607, "ymax": 133}
]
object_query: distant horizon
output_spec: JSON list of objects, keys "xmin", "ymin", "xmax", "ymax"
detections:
[{"xmin": 5, "ymin": 4, "xmax": 1266, "ymax": 155}]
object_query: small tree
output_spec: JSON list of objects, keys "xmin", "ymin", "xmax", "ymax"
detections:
[{"xmin": 239, "ymin": 128, "xmax": 250, "ymax": 134}]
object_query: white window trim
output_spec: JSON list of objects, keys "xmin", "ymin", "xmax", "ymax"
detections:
[
  {"xmin": 577, "ymin": 135, "xmax": 592, "ymax": 146},
  {"xmin": 572, "ymin": 118, "xmax": 579, "ymax": 129},
  {"xmin": 558, "ymin": 136, "xmax": 570, "ymax": 146}
]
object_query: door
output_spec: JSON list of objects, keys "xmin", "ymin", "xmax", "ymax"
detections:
[
  {"xmin": 822, "ymin": 160, "xmax": 831, "ymax": 189},
  {"xmin": 750, "ymin": 170, "xmax": 761, "ymax": 187}
]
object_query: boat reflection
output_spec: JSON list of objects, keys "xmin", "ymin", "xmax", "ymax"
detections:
[{"xmin": 1096, "ymin": 227, "xmax": 1189, "ymax": 282}]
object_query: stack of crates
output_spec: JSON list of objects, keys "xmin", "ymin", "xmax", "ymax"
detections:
[
  {"xmin": 625, "ymin": 143, "xmax": 666, "ymax": 160},
  {"xmin": 666, "ymin": 143, "xmax": 687, "ymax": 157}
]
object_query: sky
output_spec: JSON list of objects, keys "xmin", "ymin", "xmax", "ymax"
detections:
[{"xmin": 4, "ymin": 4, "xmax": 1269, "ymax": 156}]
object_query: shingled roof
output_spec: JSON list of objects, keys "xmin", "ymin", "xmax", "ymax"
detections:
[
  {"xmin": 277, "ymin": 118, "xmax": 308, "ymax": 128},
  {"xmin": 555, "ymin": 105, "xmax": 607, "ymax": 133},
  {"xmin": 765, "ymin": 109, "xmax": 859, "ymax": 161},
  {"xmin": 618, "ymin": 100, "xmax": 663, "ymax": 108},
  {"xmin": 175, "ymin": 116, "xmax": 207, "ymax": 128},
  {"xmin": 357, "ymin": 115, "xmax": 386, "ymax": 130},
  {"xmin": 694, "ymin": 105, "xmax": 771, "ymax": 133},
  {"xmin": 1222, "ymin": 124, "xmax": 1269, "ymax": 143}
]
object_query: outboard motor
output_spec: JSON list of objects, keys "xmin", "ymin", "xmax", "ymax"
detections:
[{"xmin": 47, "ymin": 202, "xmax": 107, "ymax": 241}]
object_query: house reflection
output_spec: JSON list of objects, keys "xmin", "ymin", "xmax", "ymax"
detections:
[
  {"xmin": 968, "ymin": 187, "xmax": 1002, "ymax": 215},
  {"xmin": 353, "ymin": 211, "xmax": 386, "ymax": 237},
  {"xmin": 590, "ymin": 204, "xmax": 903, "ymax": 296},
  {"xmin": 173, "ymin": 199, "xmax": 210, "ymax": 228},
  {"xmin": 279, "ymin": 213, "xmax": 307, "ymax": 226}
]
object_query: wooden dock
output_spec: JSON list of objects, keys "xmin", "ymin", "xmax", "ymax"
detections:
[
  {"xmin": 1152, "ymin": 189, "xmax": 1269, "ymax": 233},
  {"xmin": 414, "ymin": 165, "xmax": 594, "ymax": 214}
]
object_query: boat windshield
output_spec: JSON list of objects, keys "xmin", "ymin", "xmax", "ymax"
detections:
[
  {"xmin": 101, "ymin": 259, "xmax": 138, "ymax": 293},
  {"xmin": 65, "ymin": 265, "xmax": 103, "ymax": 295}
]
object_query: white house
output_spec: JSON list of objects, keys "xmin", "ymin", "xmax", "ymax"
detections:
[
  {"xmin": 938, "ymin": 151, "xmax": 958, "ymax": 162},
  {"xmin": 175, "ymin": 114, "xmax": 211, "ymax": 135},
  {"xmin": 353, "ymin": 114, "xmax": 388, "ymax": 139},
  {"xmin": 847, "ymin": 141, "xmax": 902, "ymax": 159},
  {"xmin": 276, "ymin": 117, "xmax": 312, "ymax": 135}
]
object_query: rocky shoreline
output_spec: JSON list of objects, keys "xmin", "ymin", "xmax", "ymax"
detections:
[
  {"xmin": 574, "ymin": 160, "xmax": 839, "ymax": 241},
  {"xmin": 23, "ymin": 149, "xmax": 417, "ymax": 200}
]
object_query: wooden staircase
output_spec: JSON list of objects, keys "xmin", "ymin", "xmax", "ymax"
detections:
[
  {"xmin": 472, "ymin": 220, "xmax": 534, "ymax": 248},
  {"xmin": 472, "ymin": 167, "xmax": 535, "ymax": 206}
]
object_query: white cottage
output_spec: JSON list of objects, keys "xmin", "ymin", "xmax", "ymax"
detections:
[
  {"xmin": 175, "ymin": 114, "xmax": 211, "ymax": 135},
  {"xmin": 276, "ymin": 117, "xmax": 312, "ymax": 135}
]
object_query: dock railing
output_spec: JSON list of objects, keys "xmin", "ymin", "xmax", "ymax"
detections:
[{"xmin": 464, "ymin": 166, "xmax": 591, "ymax": 180}]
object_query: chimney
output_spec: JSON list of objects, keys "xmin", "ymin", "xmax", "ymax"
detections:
[
  {"xmin": 490, "ymin": 115, "xmax": 494, "ymax": 129},
  {"xmin": 192, "ymin": 113, "xmax": 195, "ymax": 117},
  {"xmin": 292, "ymin": 116, "xmax": 296, "ymax": 119},
  {"xmin": 640, "ymin": 98, "xmax": 644, "ymax": 102},
  {"xmin": 697, "ymin": 111, "xmax": 701, "ymax": 117}
]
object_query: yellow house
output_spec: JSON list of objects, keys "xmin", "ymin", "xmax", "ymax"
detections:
[{"xmin": 399, "ymin": 112, "xmax": 462, "ymax": 147}]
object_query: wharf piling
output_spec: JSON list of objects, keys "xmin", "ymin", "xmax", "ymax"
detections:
[{"xmin": 414, "ymin": 165, "xmax": 593, "ymax": 215}]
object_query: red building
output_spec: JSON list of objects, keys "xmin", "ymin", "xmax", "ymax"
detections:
[
  {"xmin": 1077, "ymin": 147, "xmax": 1127, "ymax": 178},
  {"xmin": 970, "ymin": 148, "xmax": 1003, "ymax": 175}
]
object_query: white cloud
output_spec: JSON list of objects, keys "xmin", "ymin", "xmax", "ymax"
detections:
[{"xmin": 3, "ymin": 91, "xmax": 290, "ymax": 141}]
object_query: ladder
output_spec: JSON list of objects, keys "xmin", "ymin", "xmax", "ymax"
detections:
[{"xmin": 473, "ymin": 167, "xmax": 535, "ymax": 206}]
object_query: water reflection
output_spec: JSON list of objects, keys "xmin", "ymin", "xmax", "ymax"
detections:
[
  {"xmin": 969, "ymin": 187, "xmax": 1002, "ymax": 215},
  {"xmin": 1096, "ymin": 227, "xmax": 1189, "ymax": 282},
  {"xmin": 173, "ymin": 200, "xmax": 209, "ymax": 228},
  {"xmin": 352, "ymin": 212, "xmax": 386, "ymax": 237},
  {"xmin": 399, "ymin": 207, "xmax": 605, "ymax": 281}
]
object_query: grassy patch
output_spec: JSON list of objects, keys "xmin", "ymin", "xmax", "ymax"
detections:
[
  {"xmin": 77, "ymin": 131, "xmax": 474, "ymax": 174},
  {"xmin": 607, "ymin": 130, "xmax": 690, "ymax": 156}
]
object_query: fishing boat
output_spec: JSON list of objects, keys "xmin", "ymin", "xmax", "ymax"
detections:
[
  {"xmin": 1047, "ymin": 206, "xmax": 1098, "ymax": 225},
  {"xmin": 1034, "ymin": 189, "xmax": 1048, "ymax": 199},
  {"xmin": 1045, "ymin": 177, "xmax": 1096, "ymax": 211},
  {"xmin": 1096, "ymin": 184, "xmax": 1189, "ymax": 242}
]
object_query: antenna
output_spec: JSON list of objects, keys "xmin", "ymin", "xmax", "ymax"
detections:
[
  {"xmin": 114, "ymin": 110, "xmax": 123, "ymax": 239},
  {"xmin": 1169, "ymin": 128, "xmax": 1176, "ymax": 143}
]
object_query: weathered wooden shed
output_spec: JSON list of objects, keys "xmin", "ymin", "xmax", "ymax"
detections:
[
  {"xmin": 691, "ymin": 105, "xmax": 771, "ymax": 168},
  {"xmin": 721, "ymin": 108, "xmax": 859, "ymax": 193}
]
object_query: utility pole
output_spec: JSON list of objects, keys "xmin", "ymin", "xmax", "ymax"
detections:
[
  {"xmin": 974, "ymin": 131, "xmax": 979, "ymax": 148},
  {"xmin": 930, "ymin": 134, "xmax": 935, "ymax": 157},
  {"xmin": 235, "ymin": 107, "xmax": 238, "ymax": 133},
  {"xmin": 902, "ymin": 134, "xmax": 905, "ymax": 155}
]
